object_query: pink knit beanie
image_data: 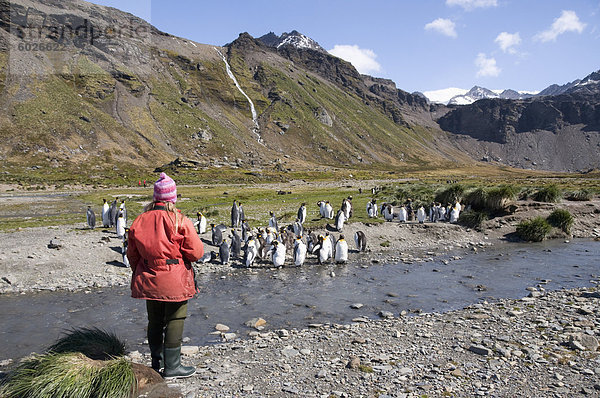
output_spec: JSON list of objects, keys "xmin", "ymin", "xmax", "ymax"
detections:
[{"xmin": 153, "ymin": 172, "xmax": 177, "ymax": 203}]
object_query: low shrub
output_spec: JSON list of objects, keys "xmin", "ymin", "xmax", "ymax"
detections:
[
  {"xmin": 565, "ymin": 189, "xmax": 592, "ymax": 201},
  {"xmin": 516, "ymin": 217, "xmax": 552, "ymax": 242},
  {"xmin": 458, "ymin": 210, "xmax": 488, "ymax": 229},
  {"xmin": 547, "ymin": 209, "xmax": 574, "ymax": 234},
  {"xmin": 533, "ymin": 185, "xmax": 562, "ymax": 203}
]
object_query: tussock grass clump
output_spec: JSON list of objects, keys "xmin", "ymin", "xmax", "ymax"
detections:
[
  {"xmin": 435, "ymin": 184, "xmax": 465, "ymax": 205},
  {"xmin": 533, "ymin": 185, "xmax": 562, "ymax": 203},
  {"xmin": 0, "ymin": 328, "xmax": 135, "ymax": 398},
  {"xmin": 48, "ymin": 327, "xmax": 126, "ymax": 360},
  {"xmin": 464, "ymin": 187, "xmax": 487, "ymax": 211},
  {"xmin": 547, "ymin": 209, "xmax": 574, "ymax": 234},
  {"xmin": 486, "ymin": 185, "xmax": 519, "ymax": 211},
  {"xmin": 0, "ymin": 353, "xmax": 135, "ymax": 398},
  {"xmin": 565, "ymin": 189, "xmax": 592, "ymax": 201},
  {"xmin": 458, "ymin": 210, "xmax": 488, "ymax": 229},
  {"xmin": 516, "ymin": 217, "xmax": 552, "ymax": 242}
]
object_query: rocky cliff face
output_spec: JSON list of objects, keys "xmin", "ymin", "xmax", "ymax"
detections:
[{"xmin": 437, "ymin": 86, "xmax": 600, "ymax": 171}]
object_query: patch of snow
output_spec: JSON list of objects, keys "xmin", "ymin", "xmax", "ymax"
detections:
[{"xmin": 423, "ymin": 87, "xmax": 468, "ymax": 104}]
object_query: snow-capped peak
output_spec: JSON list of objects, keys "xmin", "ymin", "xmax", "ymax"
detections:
[{"xmin": 258, "ymin": 30, "xmax": 326, "ymax": 53}]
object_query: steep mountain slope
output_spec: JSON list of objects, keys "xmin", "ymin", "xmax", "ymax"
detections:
[{"xmin": 0, "ymin": 0, "xmax": 473, "ymax": 184}]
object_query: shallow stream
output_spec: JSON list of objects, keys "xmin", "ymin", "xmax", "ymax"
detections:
[{"xmin": 0, "ymin": 239, "xmax": 598, "ymax": 360}]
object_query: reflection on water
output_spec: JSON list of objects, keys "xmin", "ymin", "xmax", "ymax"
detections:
[{"xmin": 0, "ymin": 239, "xmax": 597, "ymax": 360}]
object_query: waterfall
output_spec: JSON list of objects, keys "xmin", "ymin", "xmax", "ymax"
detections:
[{"xmin": 215, "ymin": 48, "xmax": 263, "ymax": 145}]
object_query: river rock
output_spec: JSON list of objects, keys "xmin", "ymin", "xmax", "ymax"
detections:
[
  {"xmin": 215, "ymin": 323, "xmax": 230, "ymax": 332},
  {"xmin": 245, "ymin": 317, "xmax": 267, "ymax": 329},
  {"xmin": 350, "ymin": 303, "xmax": 363, "ymax": 309},
  {"xmin": 379, "ymin": 311, "xmax": 394, "ymax": 319},
  {"xmin": 180, "ymin": 345, "xmax": 199, "ymax": 356}
]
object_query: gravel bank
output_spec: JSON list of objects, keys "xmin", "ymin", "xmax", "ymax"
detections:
[{"xmin": 128, "ymin": 287, "xmax": 600, "ymax": 397}]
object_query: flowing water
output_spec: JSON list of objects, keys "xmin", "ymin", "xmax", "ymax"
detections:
[
  {"xmin": 0, "ymin": 239, "xmax": 598, "ymax": 361},
  {"xmin": 215, "ymin": 48, "xmax": 262, "ymax": 144}
]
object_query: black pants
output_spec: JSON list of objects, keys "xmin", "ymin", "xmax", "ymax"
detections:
[{"xmin": 146, "ymin": 300, "xmax": 188, "ymax": 349}]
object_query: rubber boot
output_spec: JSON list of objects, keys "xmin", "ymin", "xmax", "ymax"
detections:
[
  {"xmin": 163, "ymin": 346, "xmax": 196, "ymax": 379},
  {"xmin": 149, "ymin": 343, "xmax": 163, "ymax": 373}
]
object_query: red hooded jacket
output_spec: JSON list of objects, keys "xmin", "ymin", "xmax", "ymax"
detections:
[{"xmin": 127, "ymin": 203, "xmax": 204, "ymax": 301}]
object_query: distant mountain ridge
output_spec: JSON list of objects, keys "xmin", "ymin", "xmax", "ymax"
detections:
[{"xmin": 427, "ymin": 70, "xmax": 600, "ymax": 105}]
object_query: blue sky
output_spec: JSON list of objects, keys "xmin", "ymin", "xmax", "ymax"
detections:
[{"xmin": 90, "ymin": 0, "xmax": 600, "ymax": 94}]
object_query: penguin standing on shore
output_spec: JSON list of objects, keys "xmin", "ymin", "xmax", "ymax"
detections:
[
  {"xmin": 119, "ymin": 200, "xmax": 127, "ymax": 225},
  {"xmin": 354, "ymin": 231, "xmax": 367, "ymax": 252},
  {"xmin": 324, "ymin": 201, "xmax": 334, "ymax": 219},
  {"xmin": 230, "ymin": 229, "xmax": 241, "ymax": 259},
  {"xmin": 241, "ymin": 220, "xmax": 249, "ymax": 242},
  {"xmin": 335, "ymin": 235, "xmax": 349, "ymax": 264},
  {"xmin": 398, "ymin": 206, "xmax": 407, "ymax": 222},
  {"xmin": 231, "ymin": 200, "xmax": 240, "ymax": 228},
  {"xmin": 109, "ymin": 198, "xmax": 118, "ymax": 227},
  {"xmin": 101, "ymin": 199, "xmax": 110, "ymax": 228},
  {"xmin": 297, "ymin": 203, "xmax": 307, "ymax": 224},
  {"xmin": 116, "ymin": 210, "xmax": 126, "ymax": 238},
  {"xmin": 312, "ymin": 235, "xmax": 330, "ymax": 265},
  {"xmin": 342, "ymin": 197, "xmax": 352, "ymax": 219},
  {"xmin": 196, "ymin": 212, "xmax": 207, "ymax": 234},
  {"xmin": 268, "ymin": 212, "xmax": 278, "ymax": 231},
  {"xmin": 293, "ymin": 219, "xmax": 303, "ymax": 238},
  {"xmin": 382, "ymin": 203, "xmax": 394, "ymax": 221},
  {"xmin": 122, "ymin": 227, "xmax": 130, "ymax": 267},
  {"xmin": 334, "ymin": 209, "xmax": 346, "ymax": 232},
  {"xmin": 417, "ymin": 206, "xmax": 426, "ymax": 223},
  {"xmin": 245, "ymin": 237, "xmax": 258, "ymax": 267},
  {"xmin": 219, "ymin": 239, "xmax": 230, "ymax": 265},
  {"xmin": 450, "ymin": 205, "xmax": 460, "ymax": 223},
  {"xmin": 293, "ymin": 236, "xmax": 307, "ymax": 266},
  {"xmin": 271, "ymin": 240, "xmax": 286, "ymax": 267},
  {"xmin": 86, "ymin": 206, "xmax": 96, "ymax": 229},
  {"xmin": 211, "ymin": 224, "xmax": 226, "ymax": 246},
  {"xmin": 367, "ymin": 199, "xmax": 378, "ymax": 218}
]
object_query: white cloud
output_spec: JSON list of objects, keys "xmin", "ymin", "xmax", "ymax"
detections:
[
  {"xmin": 446, "ymin": 0, "xmax": 497, "ymax": 10},
  {"xmin": 475, "ymin": 53, "xmax": 500, "ymax": 77},
  {"xmin": 535, "ymin": 10, "xmax": 586, "ymax": 42},
  {"xmin": 328, "ymin": 44, "xmax": 381, "ymax": 75},
  {"xmin": 495, "ymin": 32, "xmax": 521, "ymax": 54},
  {"xmin": 424, "ymin": 18, "xmax": 457, "ymax": 38}
]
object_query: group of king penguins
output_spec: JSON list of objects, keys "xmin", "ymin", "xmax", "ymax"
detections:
[
  {"xmin": 196, "ymin": 198, "xmax": 368, "ymax": 268},
  {"xmin": 366, "ymin": 198, "xmax": 462, "ymax": 224},
  {"xmin": 86, "ymin": 198, "xmax": 129, "ymax": 266}
]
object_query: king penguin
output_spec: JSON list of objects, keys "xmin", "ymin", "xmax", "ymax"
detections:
[
  {"xmin": 297, "ymin": 203, "xmax": 307, "ymax": 224},
  {"xmin": 334, "ymin": 209, "xmax": 346, "ymax": 232},
  {"xmin": 293, "ymin": 236, "xmax": 307, "ymax": 266},
  {"xmin": 354, "ymin": 231, "xmax": 367, "ymax": 252},
  {"xmin": 417, "ymin": 206, "xmax": 426, "ymax": 223},
  {"xmin": 116, "ymin": 210, "xmax": 126, "ymax": 238},
  {"xmin": 196, "ymin": 212, "xmax": 207, "ymax": 234},
  {"xmin": 86, "ymin": 206, "xmax": 96, "ymax": 229},
  {"xmin": 271, "ymin": 240, "xmax": 286, "ymax": 267},
  {"xmin": 245, "ymin": 237, "xmax": 258, "ymax": 267},
  {"xmin": 101, "ymin": 199, "xmax": 110, "ymax": 228},
  {"xmin": 335, "ymin": 234, "xmax": 349, "ymax": 264},
  {"xmin": 230, "ymin": 229, "xmax": 241, "ymax": 259},
  {"xmin": 219, "ymin": 239, "xmax": 230, "ymax": 265}
]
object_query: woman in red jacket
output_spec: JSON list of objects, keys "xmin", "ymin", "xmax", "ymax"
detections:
[{"xmin": 127, "ymin": 172, "xmax": 204, "ymax": 378}]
